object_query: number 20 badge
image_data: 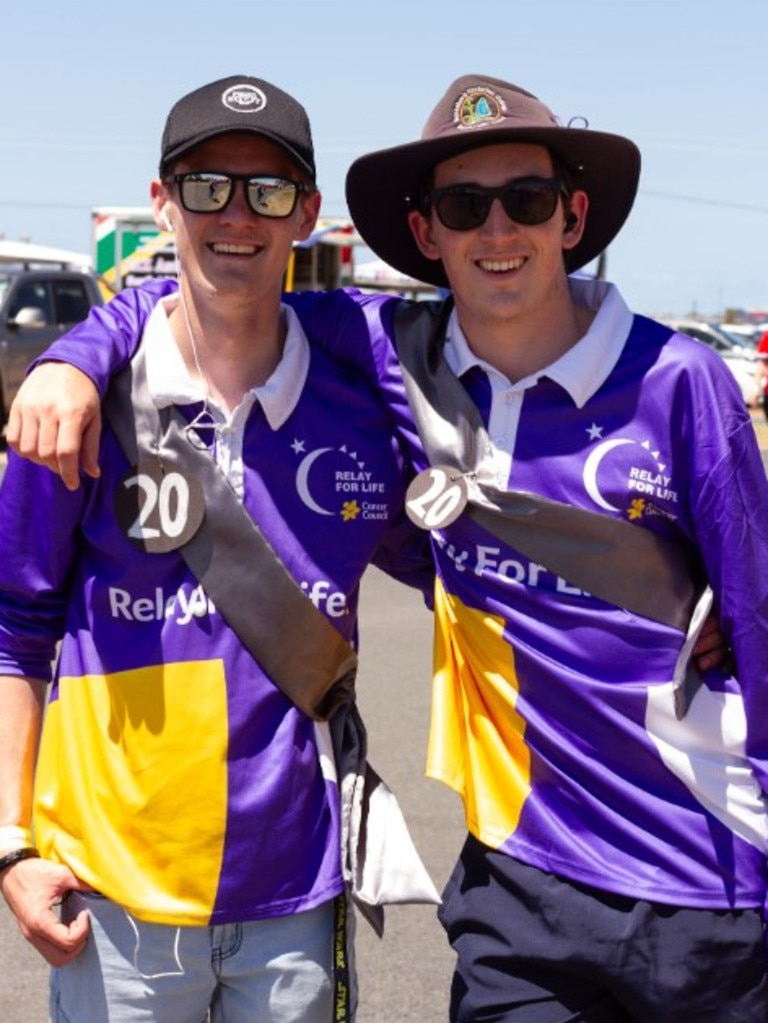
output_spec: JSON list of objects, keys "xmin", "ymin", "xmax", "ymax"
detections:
[
  {"xmin": 114, "ymin": 459, "xmax": 206, "ymax": 553},
  {"xmin": 405, "ymin": 465, "xmax": 470, "ymax": 531}
]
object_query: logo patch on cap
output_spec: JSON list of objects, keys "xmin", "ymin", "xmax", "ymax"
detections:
[
  {"xmin": 221, "ymin": 83, "xmax": 267, "ymax": 115},
  {"xmin": 453, "ymin": 86, "xmax": 506, "ymax": 130}
]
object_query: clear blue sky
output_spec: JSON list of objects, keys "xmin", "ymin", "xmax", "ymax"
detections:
[{"xmin": 1, "ymin": 0, "xmax": 765, "ymax": 319}]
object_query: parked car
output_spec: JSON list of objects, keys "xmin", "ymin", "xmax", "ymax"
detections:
[
  {"xmin": 663, "ymin": 319, "xmax": 759, "ymax": 408},
  {"xmin": 717, "ymin": 322, "xmax": 768, "ymax": 348},
  {"xmin": 0, "ymin": 266, "xmax": 103, "ymax": 425}
]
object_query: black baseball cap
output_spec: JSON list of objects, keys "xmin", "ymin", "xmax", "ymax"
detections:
[{"xmin": 160, "ymin": 75, "xmax": 316, "ymax": 181}]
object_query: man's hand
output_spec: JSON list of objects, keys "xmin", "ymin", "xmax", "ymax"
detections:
[
  {"xmin": 693, "ymin": 613, "xmax": 730, "ymax": 673},
  {"xmin": 1, "ymin": 856, "xmax": 91, "ymax": 967},
  {"xmin": 6, "ymin": 363, "xmax": 102, "ymax": 493}
]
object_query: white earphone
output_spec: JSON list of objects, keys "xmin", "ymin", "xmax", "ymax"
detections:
[{"xmin": 161, "ymin": 209, "xmax": 173, "ymax": 232}]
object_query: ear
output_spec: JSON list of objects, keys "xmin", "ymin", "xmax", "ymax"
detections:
[
  {"xmin": 151, "ymin": 179, "xmax": 174, "ymax": 232},
  {"xmin": 562, "ymin": 190, "xmax": 589, "ymax": 252},
  {"xmin": 294, "ymin": 188, "xmax": 322, "ymax": 244},
  {"xmin": 407, "ymin": 208, "xmax": 442, "ymax": 263}
]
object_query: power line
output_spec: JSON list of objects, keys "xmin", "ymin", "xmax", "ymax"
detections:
[
  {"xmin": 0, "ymin": 199, "xmax": 94, "ymax": 211},
  {"xmin": 640, "ymin": 190, "xmax": 768, "ymax": 214}
]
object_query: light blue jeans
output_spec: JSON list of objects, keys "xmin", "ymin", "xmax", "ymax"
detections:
[{"xmin": 50, "ymin": 891, "xmax": 355, "ymax": 1023}]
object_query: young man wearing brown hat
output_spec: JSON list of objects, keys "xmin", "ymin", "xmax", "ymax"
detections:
[
  {"xmin": 8, "ymin": 74, "xmax": 767, "ymax": 1021},
  {"xmin": 0, "ymin": 75, "xmax": 438, "ymax": 1022},
  {"xmin": 304, "ymin": 77, "xmax": 768, "ymax": 1020}
]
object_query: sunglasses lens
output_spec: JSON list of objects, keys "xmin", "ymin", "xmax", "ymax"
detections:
[
  {"xmin": 503, "ymin": 181, "xmax": 559, "ymax": 225},
  {"xmin": 435, "ymin": 192, "xmax": 491, "ymax": 231},
  {"xmin": 246, "ymin": 178, "xmax": 299, "ymax": 218},
  {"xmin": 431, "ymin": 178, "xmax": 561, "ymax": 231},
  {"xmin": 179, "ymin": 174, "xmax": 232, "ymax": 213},
  {"xmin": 175, "ymin": 174, "xmax": 303, "ymax": 218}
]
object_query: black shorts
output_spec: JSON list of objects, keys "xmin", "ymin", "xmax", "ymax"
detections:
[{"xmin": 438, "ymin": 834, "xmax": 768, "ymax": 1023}]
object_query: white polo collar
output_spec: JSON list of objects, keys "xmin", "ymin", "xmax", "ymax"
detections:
[
  {"xmin": 443, "ymin": 277, "xmax": 634, "ymax": 407},
  {"xmin": 143, "ymin": 295, "xmax": 310, "ymax": 430}
]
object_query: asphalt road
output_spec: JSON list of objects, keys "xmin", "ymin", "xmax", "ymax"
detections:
[{"xmin": 1, "ymin": 411, "xmax": 767, "ymax": 1021}]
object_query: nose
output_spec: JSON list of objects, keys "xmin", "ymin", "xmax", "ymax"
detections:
[
  {"xmin": 481, "ymin": 196, "xmax": 518, "ymax": 234},
  {"xmin": 220, "ymin": 180, "xmax": 254, "ymax": 221}
]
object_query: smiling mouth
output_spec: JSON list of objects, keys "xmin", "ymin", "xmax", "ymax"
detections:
[
  {"xmin": 210, "ymin": 242, "xmax": 260, "ymax": 256},
  {"xmin": 476, "ymin": 257, "xmax": 525, "ymax": 273}
]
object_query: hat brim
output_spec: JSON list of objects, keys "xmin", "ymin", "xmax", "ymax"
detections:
[
  {"xmin": 345, "ymin": 127, "xmax": 640, "ymax": 288},
  {"xmin": 162, "ymin": 127, "xmax": 316, "ymax": 180}
]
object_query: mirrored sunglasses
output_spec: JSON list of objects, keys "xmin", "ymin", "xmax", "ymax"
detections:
[
  {"xmin": 169, "ymin": 172, "xmax": 311, "ymax": 218},
  {"xmin": 424, "ymin": 176, "xmax": 564, "ymax": 231}
]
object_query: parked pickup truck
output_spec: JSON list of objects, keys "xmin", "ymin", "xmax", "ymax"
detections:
[{"xmin": 0, "ymin": 265, "xmax": 103, "ymax": 425}]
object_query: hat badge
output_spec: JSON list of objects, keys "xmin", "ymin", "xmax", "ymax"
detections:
[
  {"xmin": 221, "ymin": 83, "xmax": 266, "ymax": 115},
  {"xmin": 453, "ymin": 86, "xmax": 505, "ymax": 130}
]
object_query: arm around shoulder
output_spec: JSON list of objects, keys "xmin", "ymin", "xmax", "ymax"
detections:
[
  {"xmin": 7, "ymin": 363, "xmax": 101, "ymax": 491},
  {"xmin": 6, "ymin": 280, "xmax": 174, "ymax": 492}
]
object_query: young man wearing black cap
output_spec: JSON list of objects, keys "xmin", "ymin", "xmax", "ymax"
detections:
[
  {"xmin": 8, "ymin": 74, "xmax": 766, "ymax": 1021},
  {"xmin": 0, "ymin": 76, "xmax": 437, "ymax": 1022}
]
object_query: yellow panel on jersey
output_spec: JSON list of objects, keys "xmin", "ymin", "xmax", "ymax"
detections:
[
  {"xmin": 34, "ymin": 661, "xmax": 229, "ymax": 925},
  {"xmin": 426, "ymin": 580, "xmax": 531, "ymax": 848}
]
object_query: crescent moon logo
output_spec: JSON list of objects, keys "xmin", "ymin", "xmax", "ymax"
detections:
[
  {"xmin": 583, "ymin": 438, "xmax": 635, "ymax": 511},
  {"xmin": 296, "ymin": 447, "xmax": 335, "ymax": 515}
]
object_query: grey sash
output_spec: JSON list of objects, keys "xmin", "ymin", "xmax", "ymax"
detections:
[
  {"xmin": 103, "ymin": 344, "xmax": 441, "ymax": 934},
  {"xmin": 393, "ymin": 301, "xmax": 711, "ymax": 717},
  {"xmin": 393, "ymin": 300, "xmax": 706, "ymax": 631},
  {"xmin": 104, "ymin": 348, "xmax": 356, "ymax": 722}
]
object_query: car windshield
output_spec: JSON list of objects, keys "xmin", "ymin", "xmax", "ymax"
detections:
[{"xmin": 717, "ymin": 326, "xmax": 755, "ymax": 350}]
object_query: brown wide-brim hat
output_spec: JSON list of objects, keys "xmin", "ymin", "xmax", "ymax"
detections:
[{"xmin": 345, "ymin": 74, "xmax": 641, "ymax": 288}]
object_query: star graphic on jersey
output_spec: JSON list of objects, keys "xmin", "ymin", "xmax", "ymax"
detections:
[
  {"xmin": 291, "ymin": 439, "xmax": 306, "ymax": 455},
  {"xmin": 586, "ymin": 423, "xmax": 604, "ymax": 441},
  {"xmin": 340, "ymin": 444, "xmax": 365, "ymax": 470},
  {"xmin": 640, "ymin": 440, "xmax": 665, "ymax": 472}
]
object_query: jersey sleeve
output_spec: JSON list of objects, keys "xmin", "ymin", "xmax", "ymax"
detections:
[
  {"xmin": 0, "ymin": 452, "xmax": 87, "ymax": 679},
  {"xmin": 288, "ymin": 289, "xmax": 428, "ymax": 483},
  {"xmin": 27, "ymin": 278, "xmax": 177, "ymax": 397},
  {"xmin": 369, "ymin": 503, "xmax": 435, "ymax": 604},
  {"xmin": 692, "ymin": 411, "xmax": 768, "ymax": 785}
]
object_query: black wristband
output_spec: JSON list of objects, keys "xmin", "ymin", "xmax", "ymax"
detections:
[{"xmin": 0, "ymin": 847, "xmax": 40, "ymax": 873}]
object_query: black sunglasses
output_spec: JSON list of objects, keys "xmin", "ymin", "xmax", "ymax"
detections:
[
  {"xmin": 423, "ymin": 176, "xmax": 565, "ymax": 231},
  {"xmin": 169, "ymin": 172, "xmax": 312, "ymax": 218}
]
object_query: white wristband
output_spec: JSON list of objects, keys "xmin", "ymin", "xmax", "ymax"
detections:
[{"xmin": 0, "ymin": 825, "xmax": 33, "ymax": 855}]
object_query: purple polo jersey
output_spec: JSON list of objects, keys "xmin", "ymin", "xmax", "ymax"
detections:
[
  {"xmin": 294, "ymin": 283, "xmax": 768, "ymax": 911},
  {"xmin": 22, "ymin": 279, "xmax": 768, "ymax": 911},
  {"xmin": 0, "ymin": 287, "xmax": 432, "ymax": 926}
]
